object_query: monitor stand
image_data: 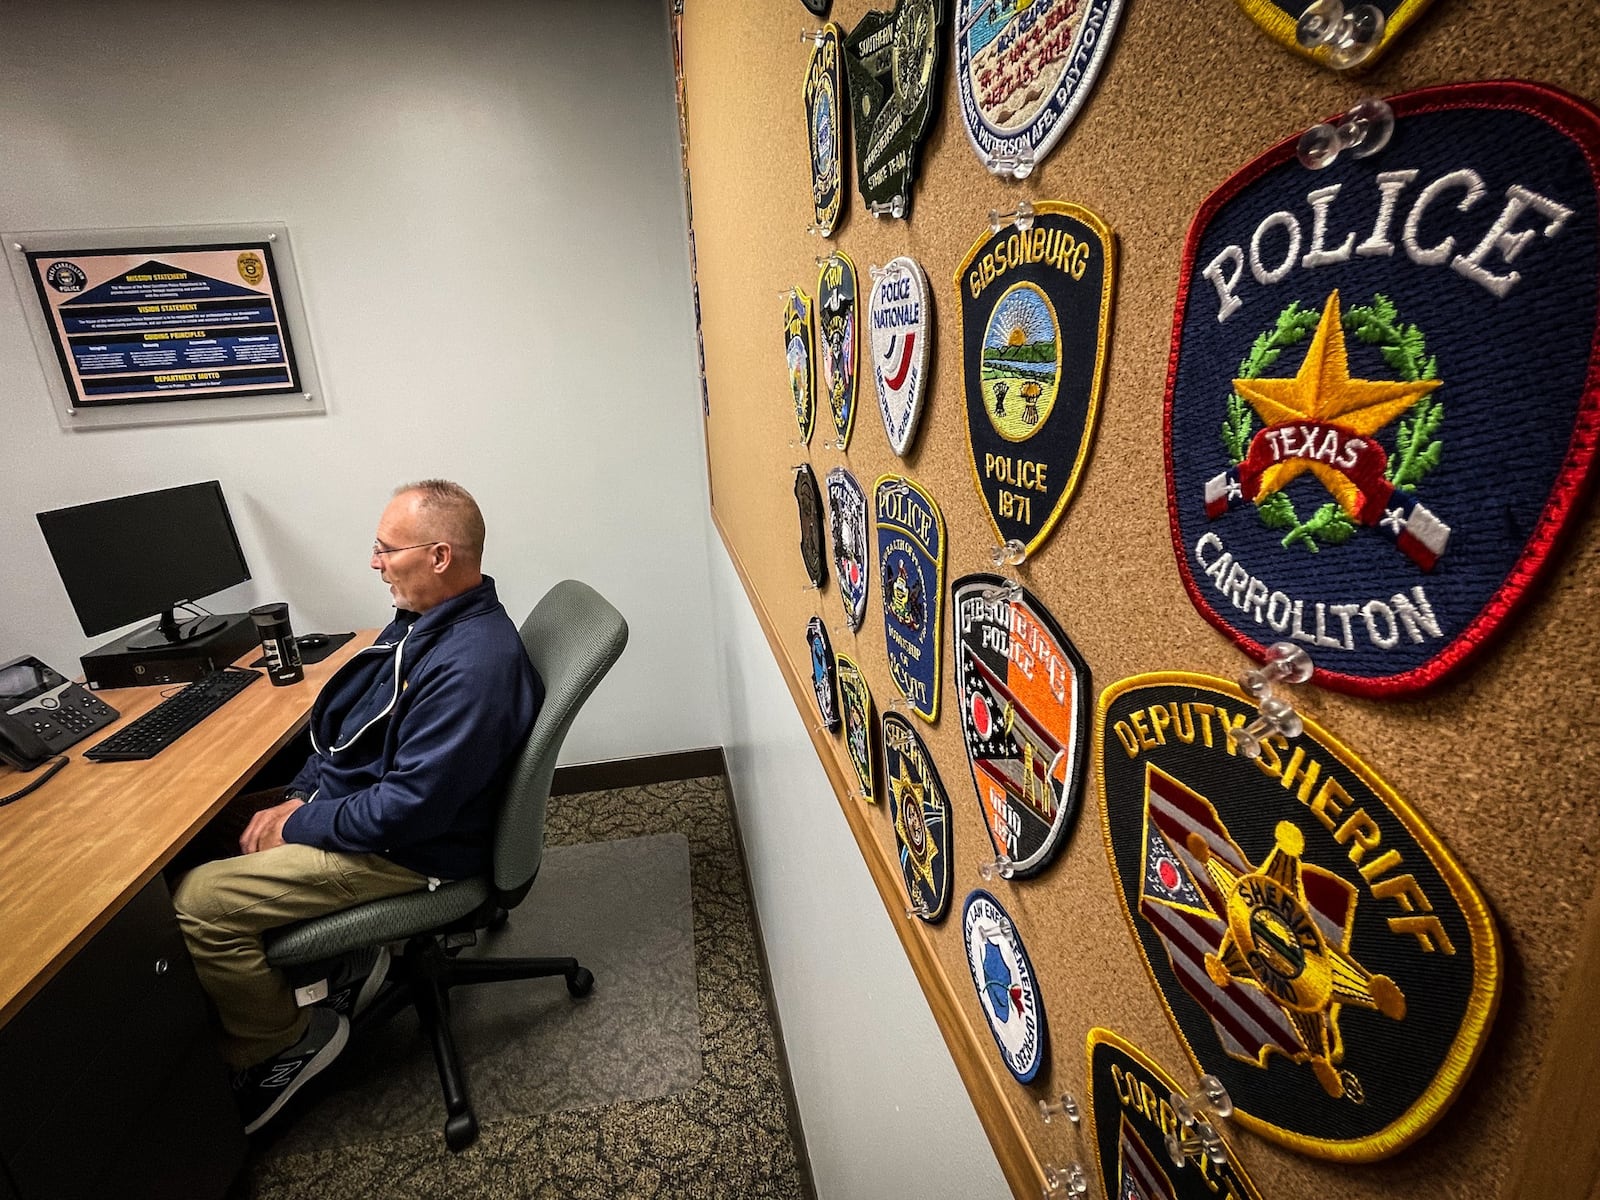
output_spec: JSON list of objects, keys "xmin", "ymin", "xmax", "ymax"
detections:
[{"xmin": 124, "ymin": 607, "xmax": 231, "ymax": 651}]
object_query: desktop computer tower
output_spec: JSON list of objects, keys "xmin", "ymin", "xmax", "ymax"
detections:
[{"xmin": 81, "ymin": 614, "xmax": 259, "ymax": 690}]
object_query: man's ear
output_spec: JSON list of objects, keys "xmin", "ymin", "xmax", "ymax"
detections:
[{"xmin": 432, "ymin": 542, "xmax": 453, "ymax": 574}]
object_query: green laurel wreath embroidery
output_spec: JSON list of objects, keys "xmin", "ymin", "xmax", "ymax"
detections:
[{"xmin": 1220, "ymin": 295, "xmax": 1444, "ymax": 553}]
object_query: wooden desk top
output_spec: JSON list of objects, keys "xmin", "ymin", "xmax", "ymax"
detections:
[{"xmin": 0, "ymin": 633, "xmax": 376, "ymax": 1027}]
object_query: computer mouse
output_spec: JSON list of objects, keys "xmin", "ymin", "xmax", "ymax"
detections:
[{"xmin": 298, "ymin": 634, "xmax": 330, "ymax": 649}]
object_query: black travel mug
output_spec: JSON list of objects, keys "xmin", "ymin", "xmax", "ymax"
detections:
[{"xmin": 250, "ymin": 603, "xmax": 304, "ymax": 685}]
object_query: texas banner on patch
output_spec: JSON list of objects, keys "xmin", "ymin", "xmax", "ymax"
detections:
[
  {"xmin": 1236, "ymin": 0, "xmax": 1433, "ymax": 71},
  {"xmin": 951, "ymin": 575, "xmax": 1090, "ymax": 877},
  {"xmin": 784, "ymin": 288, "xmax": 816, "ymax": 445},
  {"xmin": 963, "ymin": 891, "xmax": 1047, "ymax": 1083},
  {"xmin": 1096, "ymin": 673, "xmax": 1501, "ymax": 1161},
  {"xmin": 1166, "ymin": 82, "xmax": 1600, "ymax": 697},
  {"xmin": 805, "ymin": 23, "xmax": 846, "ymax": 236},
  {"xmin": 960, "ymin": 202, "xmax": 1115, "ymax": 556},
  {"xmin": 884, "ymin": 711, "xmax": 953, "ymax": 920},
  {"xmin": 876, "ymin": 474, "xmax": 946, "ymax": 721},
  {"xmin": 1085, "ymin": 1028, "xmax": 1264, "ymax": 1200}
]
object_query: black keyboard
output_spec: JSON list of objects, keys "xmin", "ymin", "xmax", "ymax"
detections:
[{"xmin": 84, "ymin": 668, "xmax": 262, "ymax": 761}]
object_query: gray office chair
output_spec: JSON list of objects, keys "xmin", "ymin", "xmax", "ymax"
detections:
[{"xmin": 262, "ymin": 579, "xmax": 628, "ymax": 1151}]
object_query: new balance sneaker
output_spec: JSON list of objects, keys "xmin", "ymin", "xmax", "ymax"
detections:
[
  {"xmin": 234, "ymin": 1006, "xmax": 349, "ymax": 1135},
  {"xmin": 323, "ymin": 944, "xmax": 391, "ymax": 1018}
]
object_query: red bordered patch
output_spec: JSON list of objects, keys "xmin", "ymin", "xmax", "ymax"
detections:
[{"xmin": 883, "ymin": 711, "xmax": 953, "ymax": 920}]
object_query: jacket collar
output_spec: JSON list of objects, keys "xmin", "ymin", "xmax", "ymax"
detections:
[{"xmin": 391, "ymin": 576, "xmax": 503, "ymax": 640}]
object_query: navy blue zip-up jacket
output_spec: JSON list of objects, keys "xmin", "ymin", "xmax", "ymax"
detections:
[{"xmin": 281, "ymin": 576, "xmax": 542, "ymax": 880}]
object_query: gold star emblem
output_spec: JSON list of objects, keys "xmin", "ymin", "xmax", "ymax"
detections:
[
  {"xmin": 1232, "ymin": 291, "xmax": 1442, "ymax": 519},
  {"xmin": 892, "ymin": 760, "xmax": 939, "ymax": 889}
]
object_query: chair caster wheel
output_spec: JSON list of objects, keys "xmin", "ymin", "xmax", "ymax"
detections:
[
  {"xmin": 567, "ymin": 967, "xmax": 594, "ymax": 997},
  {"xmin": 445, "ymin": 1112, "xmax": 479, "ymax": 1152}
]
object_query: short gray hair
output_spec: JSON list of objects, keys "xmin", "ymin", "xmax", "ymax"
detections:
[{"xmin": 395, "ymin": 479, "xmax": 486, "ymax": 563}]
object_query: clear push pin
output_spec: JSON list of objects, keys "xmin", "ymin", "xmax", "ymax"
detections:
[
  {"xmin": 983, "ymin": 539, "xmax": 1028, "ymax": 601},
  {"xmin": 976, "ymin": 917, "xmax": 1012, "ymax": 942},
  {"xmin": 888, "ymin": 696, "xmax": 917, "ymax": 712},
  {"xmin": 869, "ymin": 195, "xmax": 908, "ymax": 220},
  {"xmin": 1041, "ymin": 1162, "xmax": 1091, "ymax": 1197},
  {"xmin": 869, "ymin": 259, "xmax": 908, "ymax": 283},
  {"xmin": 1037, "ymin": 1092, "xmax": 1081, "ymax": 1126},
  {"xmin": 1164, "ymin": 1075, "xmax": 1233, "ymax": 1168},
  {"xmin": 989, "ymin": 199, "xmax": 1036, "ymax": 233},
  {"xmin": 1240, "ymin": 641, "xmax": 1313, "ymax": 699},
  {"xmin": 879, "ymin": 478, "xmax": 911, "ymax": 497},
  {"xmin": 1298, "ymin": 95, "xmax": 1394, "ymax": 169},
  {"xmin": 905, "ymin": 899, "xmax": 932, "ymax": 919},
  {"xmin": 1230, "ymin": 694, "xmax": 1303, "ymax": 759},
  {"xmin": 1295, "ymin": 0, "xmax": 1385, "ymax": 69},
  {"xmin": 985, "ymin": 152, "xmax": 1035, "ymax": 181},
  {"xmin": 977, "ymin": 854, "xmax": 1016, "ymax": 882},
  {"xmin": 799, "ymin": 28, "xmax": 826, "ymax": 45}
]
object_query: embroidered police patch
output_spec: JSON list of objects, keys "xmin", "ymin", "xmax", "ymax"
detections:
[
  {"xmin": 960, "ymin": 203, "xmax": 1115, "ymax": 555},
  {"xmin": 962, "ymin": 890, "xmax": 1047, "ymax": 1083},
  {"xmin": 1096, "ymin": 672, "xmax": 1501, "ymax": 1161},
  {"xmin": 795, "ymin": 464, "xmax": 827, "ymax": 589},
  {"xmin": 807, "ymin": 616, "xmax": 841, "ymax": 731},
  {"xmin": 827, "ymin": 467, "xmax": 870, "ymax": 630},
  {"xmin": 818, "ymin": 252, "xmax": 860, "ymax": 447},
  {"xmin": 871, "ymin": 255, "xmax": 933, "ymax": 456},
  {"xmin": 1168, "ymin": 82, "xmax": 1600, "ymax": 696},
  {"xmin": 951, "ymin": 576, "xmax": 1090, "ymax": 877},
  {"xmin": 844, "ymin": 0, "xmax": 945, "ymax": 217},
  {"xmin": 784, "ymin": 288, "xmax": 816, "ymax": 445},
  {"xmin": 954, "ymin": 0, "xmax": 1126, "ymax": 177},
  {"xmin": 1085, "ymin": 1028, "xmax": 1265, "ymax": 1200},
  {"xmin": 1235, "ymin": 0, "xmax": 1432, "ymax": 71},
  {"xmin": 837, "ymin": 652, "xmax": 877, "ymax": 800},
  {"xmin": 876, "ymin": 475, "xmax": 946, "ymax": 722},
  {"xmin": 883, "ymin": 711, "xmax": 953, "ymax": 920},
  {"xmin": 806, "ymin": 23, "xmax": 846, "ymax": 237}
]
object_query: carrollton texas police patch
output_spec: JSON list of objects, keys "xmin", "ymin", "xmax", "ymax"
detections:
[
  {"xmin": 827, "ymin": 466, "xmax": 870, "ymax": 630},
  {"xmin": 963, "ymin": 890, "xmax": 1047, "ymax": 1083},
  {"xmin": 805, "ymin": 23, "xmax": 846, "ymax": 237},
  {"xmin": 818, "ymin": 252, "xmax": 860, "ymax": 448},
  {"xmin": 1167, "ymin": 82, "xmax": 1600, "ymax": 697},
  {"xmin": 951, "ymin": 575, "xmax": 1090, "ymax": 877},
  {"xmin": 784, "ymin": 288, "xmax": 816, "ymax": 445},
  {"xmin": 807, "ymin": 616, "xmax": 841, "ymax": 731},
  {"xmin": 795, "ymin": 464, "xmax": 827, "ymax": 589},
  {"xmin": 884, "ymin": 711, "xmax": 953, "ymax": 920},
  {"xmin": 1085, "ymin": 1028, "xmax": 1264, "ymax": 1200},
  {"xmin": 876, "ymin": 474, "xmax": 946, "ymax": 722},
  {"xmin": 1235, "ymin": 0, "xmax": 1433, "ymax": 72},
  {"xmin": 1096, "ymin": 673, "xmax": 1501, "ymax": 1161},
  {"xmin": 844, "ymin": 0, "xmax": 945, "ymax": 217},
  {"xmin": 837, "ymin": 652, "xmax": 877, "ymax": 801},
  {"xmin": 871, "ymin": 255, "xmax": 933, "ymax": 456},
  {"xmin": 960, "ymin": 202, "xmax": 1115, "ymax": 555}
]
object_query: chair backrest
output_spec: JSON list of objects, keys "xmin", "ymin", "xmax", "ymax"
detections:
[{"xmin": 491, "ymin": 580, "xmax": 628, "ymax": 902}]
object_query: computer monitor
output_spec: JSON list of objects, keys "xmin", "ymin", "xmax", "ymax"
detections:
[{"xmin": 37, "ymin": 480, "xmax": 252, "ymax": 649}]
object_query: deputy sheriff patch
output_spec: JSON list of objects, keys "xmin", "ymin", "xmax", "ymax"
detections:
[
  {"xmin": 1237, "ymin": 0, "xmax": 1432, "ymax": 72},
  {"xmin": 1168, "ymin": 82, "xmax": 1600, "ymax": 697},
  {"xmin": 827, "ymin": 467, "xmax": 870, "ymax": 630},
  {"xmin": 837, "ymin": 653, "xmax": 877, "ymax": 800},
  {"xmin": 884, "ymin": 711, "xmax": 953, "ymax": 920},
  {"xmin": 951, "ymin": 576, "xmax": 1090, "ymax": 877},
  {"xmin": 807, "ymin": 616, "xmax": 841, "ymax": 731},
  {"xmin": 963, "ymin": 890, "xmax": 1047, "ymax": 1083},
  {"xmin": 806, "ymin": 24, "xmax": 846, "ymax": 236},
  {"xmin": 818, "ymin": 252, "xmax": 860, "ymax": 447},
  {"xmin": 844, "ymin": 0, "xmax": 945, "ymax": 217},
  {"xmin": 872, "ymin": 255, "xmax": 933, "ymax": 456},
  {"xmin": 960, "ymin": 203, "xmax": 1115, "ymax": 555},
  {"xmin": 1096, "ymin": 672, "xmax": 1501, "ymax": 1161},
  {"xmin": 954, "ymin": 0, "xmax": 1126, "ymax": 177},
  {"xmin": 784, "ymin": 288, "xmax": 817, "ymax": 445},
  {"xmin": 876, "ymin": 475, "xmax": 946, "ymax": 722},
  {"xmin": 795, "ymin": 464, "xmax": 828, "ymax": 589},
  {"xmin": 1085, "ymin": 1028, "xmax": 1264, "ymax": 1200}
]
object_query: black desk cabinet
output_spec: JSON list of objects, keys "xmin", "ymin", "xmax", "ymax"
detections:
[{"xmin": 0, "ymin": 874, "xmax": 246, "ymax": 1199}]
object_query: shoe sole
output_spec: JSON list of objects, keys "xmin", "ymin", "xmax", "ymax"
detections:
[{"xmin": 243, "ymin": 1015, "xmax": 351, "ymax": 1135}]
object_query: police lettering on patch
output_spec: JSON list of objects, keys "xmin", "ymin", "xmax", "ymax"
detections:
[
  {"xmin": 818, "ymin": 252, "xmax": 860, "ymax": 447},
  {"xmin": 962, "ymin": 891, "xmax": 1046, "ymax": 1083},
  {"xmin": 871, "ymin": 256, "xmax": 932, "ymax": 456},
  {"xmin": 783, "ymin": 288, "xmax": 816, "ymax": 445},
  {"xmin": 954, "ymin": 0, "xmax": 1126, "ymax": 176},
  {"xmin": 806, "ymin": 616, "xmax": 841, "ymax": 731},
  {"xmin": 794, "ymin": 464, "xmax": 827, "ymax": 589},
  {"xmin": 1235, "ymin": 0, "xmax": 1433, "ymax": 71},
  {"xmin": 836, "ymin": 652, "xmax": 877, "ymax": 800},
  {"xmin": 1096, "ymin": 673, "xmax": 1501, "ymax": 1161},
  {"xmin": 1085, "ymin": 1029, "xmax": 1265, "ymax": 1200},
  {"xmin": 805, "ymin": 24, "xmax": 846, "ymax": 237},
  {"xmin": 875, "ymin": 475, "xmax": 945, "ymax": 722},
  {"xmin": 952, "ymin": 576, "xmax": 1090, "ymax": 877},
  {"xmin": 1167, "ymin": 82, "xmax": 1600, "ymax": 696},
  {"xmin": 827, "ymin": 467, "xmax": 870, "ymax": 630},
  {"xmin": 960, "ymin": 202, "xmax": 1115, "ymax": 555},
  {"xmin": 883, "ymin": 712, "xmax": 953, "ymax": 921},
  {"xmin": 844, "ymin": 0, "xmax": 945, "ymax": 217}
]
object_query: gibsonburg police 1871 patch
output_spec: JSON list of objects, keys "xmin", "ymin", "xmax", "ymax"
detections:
[
  {"xmin": 827, "ymin": 467, "xmax": 870, "ymax": 630},
  {"xmin": 963, "ymin": 890, "xmax": 1047, "ymax": 1083},
  {"xmin": 818, "ymin": 252, "xmax": 860, "ymax": 447},
  {"xmin": 876, "ymin": 474, "xmax": 946, "ymax": 722},
  {"xmin": 1096, "ymin": 672, "xmax": 1501, "ymax": 1161},
  {"xmin": 805, "ymin": 23, "xmax": 846, "ymax": 237},
  {"xmin": 884, "ymin": 711, "xmax": 953, "ymax": 920},
  {"xmin": 960, "ymin": 202, "xmax": 1115, "ymax": 556},
  {"xmin": 784, "ymin": 288, "xmax": 817, "ymax": 445},
  {"xmin": 1167, "ymin": 82, "xmax": 1600, "ymax": 697}
]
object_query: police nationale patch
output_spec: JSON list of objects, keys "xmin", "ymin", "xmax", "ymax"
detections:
[
  {"xmin": 795, "ymin": 464, "xmax": 828, "ymax": 589},
  {"xmin": 1235, "ymin": 0, "xmax": 1432, "ymax": 72},
  {"xmin": 837, "ymin": 652, "xmax": 877, "ymax": 801},
  {"xmin": 951, "ymin": 576, "xmax": 1090, "ymax": 877},
  {"xmin": 876, "ymin": 475, "xmax": 946, "ymax": 722},
  {"xmin": 953, "ymin": 0, "xmax": 1126, "ymax": 177},
  {"xmin": 1085, "ymin": 1028, "xmax": 1265, "ymax": 1200},
  {"xmin": 844, "ymin": 0, "xmax": 945, "ymax": 217},
  {"xmin": 805, "ymin": 24, "xmax": 846, "ymax": 237},
  {"xmin": 883, "ymin": 711, "xmax": 953, "ymax": 920},
  {"xmin": 1167, "ymin": 82, "xmax": 1600, "ymax": 697},
  {"xmin": 871, "ymin": 255, "xmax": 933, "ymax": 456},
  {"xmin": 784, "ymin": 288, "xmax": 817, "ymax": 445},
  {"xmin": 962, "ymin": 890, "xmax": 1047, "ymax": 1083},
  {"xmin": 818, "ymin": 252, "xmax": 860, "ymax": 447},
  {"xmin": 1096, "ymin": 672, "xmax": 1501, "ymax": 1161},
  {"xmin": 960, "ymin": 203, "xmax": 1115, "ymax": 555},
  {"xmin": 827, "ymin": 467, "xmax": 870, "ymax": 630},
  {"xmin": 807, "ymin": 616, "xmax": 841, "ymax": 731}
]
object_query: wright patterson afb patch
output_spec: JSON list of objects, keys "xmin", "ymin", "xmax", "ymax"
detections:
[
  {"xmin": 807, "ymin": 616, "xmax": 841, "ymax": 731},
  {"xmin": 1096, "ymin": 673, "xmax": 1501, "ymax": 1161},
  {"xmin": 1167, "ymin": 82, "xmax": 1600, "ymax": 697},
  {"xmin": 884, "ymin": 711, "xmax": 953, "ymax": 921},
  {"xmin": 951, "ymin": 576, "xmax": 1090, "ymax": 877},
  {"xmin": 827, "ymin": 467, "xmax": 870, "ymax": 630},
  {"xmin": 960, "ymin": 202, "xmax": 1115, "ymax": 555},
  {"xmin": 784, "ymin": 288, "xmax": 816, "ymax": 445},
  {"xmin": 876, "ymin": 474, "xmax": 946, "ymax": 722}
]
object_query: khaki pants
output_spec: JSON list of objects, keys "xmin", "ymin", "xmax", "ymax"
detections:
[{"xmin": 172, "ymin": 797, "xmax": 428, "ymax": 1069}]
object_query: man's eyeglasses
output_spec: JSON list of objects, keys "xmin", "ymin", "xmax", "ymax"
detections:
[{"xmin": 371, "ymin": 541, "xmax": 440, "ymax": 558}]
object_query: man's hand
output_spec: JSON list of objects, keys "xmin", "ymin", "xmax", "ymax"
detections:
[{"xmin": 239, "ymin": 798, "xmax": 306, "ymax": 854}]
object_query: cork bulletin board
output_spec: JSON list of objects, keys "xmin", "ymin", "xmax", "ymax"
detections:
[{"xmin": 679, "ymin": 2, "xmax": 1600, "ymax": 1197}]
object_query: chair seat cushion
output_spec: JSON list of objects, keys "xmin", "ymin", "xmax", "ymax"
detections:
[{"xmin": 264, "ymin": 877, "xmax": 491, "ymax": 967}]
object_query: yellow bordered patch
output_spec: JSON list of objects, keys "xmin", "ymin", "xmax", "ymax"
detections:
[
  {"xmin": 836, "ymin": 652, "xmax": 877, "ymax": 801},
  {"xmin": 875, "ymin": 474, "xmax": 946, "ymax": 722},
  {"xmin": 784, "ymin": 288, "xmax": 816, "ymax": 445},
  {"xmin": 818, "ymin": 252, "xmax": 860, "ymax": 448},
  {"xmin": 884, "ymin": 711, "xmax": 953, "ymax": 921},
  {"xmin": 1235, "ymin": 0, "xmax": 1433, "ymax": 72},
  {"xmin": 805, "ymin": 23, "xmax": 846, "ymax": 237}
]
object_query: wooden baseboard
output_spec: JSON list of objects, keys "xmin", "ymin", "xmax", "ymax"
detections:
[{"xmin": 550, "ymin": 747, "xmax": 728, "ymax": 796}]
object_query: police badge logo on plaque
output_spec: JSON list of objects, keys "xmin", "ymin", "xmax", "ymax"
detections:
[
  {"xmin": 783, "ymin": 288, "xmax": 816, "ymax": 445},
  {"xmin": 952, "ymin": 576, "xmax": 1090, "ymax": 878},
  {"xmin": 827, "ymin": 467, "xmax": 870, "ymax": 630},
  {"xmin": 794, "ymin": 464, "xmax": 828, "ymax": 589},
  {"xmin": 818, "ymin": 252, "xmax": 860, "ymax": 447},
  {"xmin": 805, "ymin": 23, "xmax": 846, "ymax": 237},
  {"xmin": 960, "ymin": 203, "xmax": 1115, "ymax": 556},
  {"xmin": 871, "ymin": 256, "xmax": 932, "ymax": 456},
  {"xmin": 883, "ymin": 711, "xmax": 953, "ymax": 920},
  {"xmin": 836, "ymin": 653, "xmax": 877, "ymax": 800},
  {"xmin": 844, "ymin": 0, "xmax": 945, "ymax": 218},
  {"xmin": 1167, "ymin": 82, "xmax": 1600, "ymax": 697},
  {"xmin": 962, "ymin": 891, "xmax": 1046, "ymax": 1083},
  {"xmin": 806, "ymin": 616, "xmax": 841, "ymax": 731},
  {"xmin": 1097, "ymin": 672, "xmax": 1501, "ymax": 1160},
  {"xmin": 876, "ymin": 475, "xmax": 946, "ymax": 722}
]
